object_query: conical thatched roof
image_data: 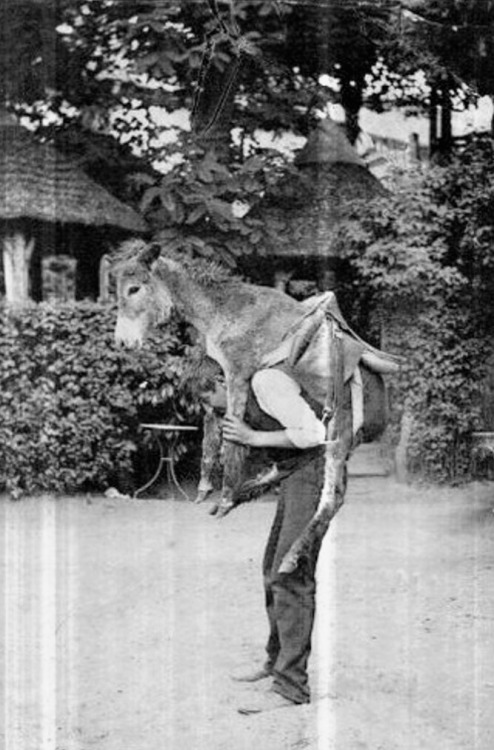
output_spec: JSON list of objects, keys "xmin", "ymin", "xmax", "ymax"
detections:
[
  {"xmin": 295, "ymin": 118, "xmax": 364, "ymax": 168},
  {"xmin": 251, "ymin": 118, "xmax": 386, "ymax": 259},
  {"xmin": 0, "ymin": 119, "xmax": 148, "ymax": 233}
]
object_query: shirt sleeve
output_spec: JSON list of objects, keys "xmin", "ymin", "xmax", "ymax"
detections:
[{"xmin": 251, "ymin": 369, "xmax": 326, "ymax": 449}]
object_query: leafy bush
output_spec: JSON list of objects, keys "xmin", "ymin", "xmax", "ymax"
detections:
[
  {"xmin": 0, "ymin": 301, "xmax": 204, "ymax": 497},
  {"xmin": 336, "ymin": 140, "xmax": 494, "ymax": 481},
  {"xmin": 142, "ymin": 147, "xmax": 296, "ymax": 268}
]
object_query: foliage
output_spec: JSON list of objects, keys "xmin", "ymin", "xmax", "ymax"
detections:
[
  {"xmin": 8, "ymin": 1, "xmax": 405, "ymax": 147},
  {"xmin": 3, "ymin": 1, "xmax": 494, "ymax": 488},
  {"xmin": 391, "ymin": 1, "xmax": 494, "ymax": 98},
  {"xmin": 336, "ymin": 138, "xmax": 494, "ymax": 481},
  {"xmin": 0, "ymin": 0, "xmax": 68, "ymax": 104},
  {"xmin": 6, "ymin": 1, "xmax": 493, "ymax": 163},
  {"xmin": 8, "ymin": 1, "xmax": 492, "ymax": 231},
  {"xmin": 142, "ymin": 144, "xmax": 297, "ymax": 266},
  {"xmin": 0, "ymin": 301, "xmax": 205, "ymax": 498}
]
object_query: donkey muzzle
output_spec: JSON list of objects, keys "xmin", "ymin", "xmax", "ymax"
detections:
[{"xmin": 115, "ymin": 316, "xmax": 145, "ymax": 349}]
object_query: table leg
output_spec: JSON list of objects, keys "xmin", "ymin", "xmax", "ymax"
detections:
[
  {"xmin": 133, "ymin": 433, "xmax": 165, "ymax": 498},
  {"xmin": 134, "ymin": 430, "xmax": 192, "ymax": 501},
  {"xmin": 166, "ymin": 450, "xmax": 191, "ymax": 502}
]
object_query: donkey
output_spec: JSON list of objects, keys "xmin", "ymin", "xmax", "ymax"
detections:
[
  {"xmin": 114, "ymin": 241, "xmax": 308, "ymax": 510},
  {"xmin": 114, "ymin": 240, "xmax": 401, "ymax": 564}
]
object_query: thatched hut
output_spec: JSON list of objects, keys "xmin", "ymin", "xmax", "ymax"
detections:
[
  {"xmin": 0, "ymin": 114, "xmax": 148, "ymax": 304},
  {"xmin": 243, "ymin": 118, "xmax": 386, "ymax": 293}
]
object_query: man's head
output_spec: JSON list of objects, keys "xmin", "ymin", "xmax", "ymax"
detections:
[{"xmin": 200, "ymin": 379, "xmax": 227, "ymax": 415}]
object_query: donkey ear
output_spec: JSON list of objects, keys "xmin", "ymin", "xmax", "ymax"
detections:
[{"xmin": 138, "ymin": 243, "xmax": 161, "ymax": 269}]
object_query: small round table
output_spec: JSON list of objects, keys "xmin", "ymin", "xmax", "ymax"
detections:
[{"xmin": 134, "ymin": 423, "xmax": 198, "ymax": 500}]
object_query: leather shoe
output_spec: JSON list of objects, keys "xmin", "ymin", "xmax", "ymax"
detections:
[
  {"xmin": 237, "ymin": 688, "xmax": 305, "ymax": 715},
  {"xmin": 230, "ymin": 666, "xmax": 272, "ymax": 683}
]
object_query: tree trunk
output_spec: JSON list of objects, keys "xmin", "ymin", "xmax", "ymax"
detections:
[
  {"xmin": 440, "ymin": 83, "xmax": 453, "ymax": 155},
  {"xmin": 191, "ymin": 40, "xmax": 247, "ymax": 162},
  {"xmin": 340, "ymin": 75, "xmax": 363, "ymax": 145},
  {"xmin": 429, "ymin": 85, "xmax": 439, "ymax": 159},
  {"xmin": 2, "ymin": 232, "xmax": 35, "ymax": 304}
]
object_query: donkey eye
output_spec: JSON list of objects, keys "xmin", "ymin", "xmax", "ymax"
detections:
[{"xmin": 128, "ymin": 285, "xmax": 140, "ymax": 296}]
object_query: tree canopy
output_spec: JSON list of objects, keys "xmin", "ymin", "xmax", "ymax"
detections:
[
  {"xmin": 2, "ymin": 0, "xmax": 492, "ymax": 268},
  {"xmin": 4, "ymin": 1, "xmax": 493, "ymax": 151},
  {"xmin": 394, "ymin": 0, "xmax": 494, "ymax": 97}
]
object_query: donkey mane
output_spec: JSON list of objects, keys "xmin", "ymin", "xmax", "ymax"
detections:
[{"xmin": 113, "ymin": 238, "xmax": 241, "ymax": 290}]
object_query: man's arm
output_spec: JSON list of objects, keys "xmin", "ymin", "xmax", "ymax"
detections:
[
  {"xmin": 222, "ymin": 369, "xmax": 326, "ymax": 450},
  {"xmin": 222, "ymin": 414, "xmax": 297, "ymax": 449}
]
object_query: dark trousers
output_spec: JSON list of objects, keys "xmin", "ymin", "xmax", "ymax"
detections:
[{"xmin": 262, "ymin": 450, "xmax": 325, "ymax": 703}]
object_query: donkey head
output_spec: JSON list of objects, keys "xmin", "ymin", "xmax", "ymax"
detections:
[{"xmin": 114, "ymin": 242, "xmax": 173, "ymax": 348}]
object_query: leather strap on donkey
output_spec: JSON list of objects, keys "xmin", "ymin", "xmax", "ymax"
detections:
[
  {"xmin": 261, "ymin": 291, "xmax": 403, "ymax": 410},
  {"xmin": 258, "ymin": 292, "xmax": 404, "ymax": 575},
  {"xmin": 263, "ymin": 292, "xmax": 404, "ymax": 573}
]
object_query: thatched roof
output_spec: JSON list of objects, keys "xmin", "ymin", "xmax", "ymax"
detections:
[
  {"xmin": 53, "ymin": 126, "xmax": 159, "ymax": 207},
  {"xmin": 252, "ymin": 119, "xmax": 386, "ymax": 259},
  {"xmin": 295, "ymin": 118, "xmax": 365, "ymax": 168},
  {"xmin": 0, "ymin": 119, "xmax": 148, "ymax": 233}
]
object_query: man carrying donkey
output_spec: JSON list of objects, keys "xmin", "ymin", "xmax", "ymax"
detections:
[{"xmin": 114, "ymin": 240, "xmax": 402, "ymax": 714}]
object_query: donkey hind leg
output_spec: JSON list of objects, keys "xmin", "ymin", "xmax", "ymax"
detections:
[
  {"xmin": 195, "ymin": 409, "xmax": 223, "ymax": 504},
  {"xmin": 210, "ymin": 376, "xmax": 249, "ymax": 517},
  {"xmin": 278, "ymin": 426, "xmax": 354, "ymax": 575}
]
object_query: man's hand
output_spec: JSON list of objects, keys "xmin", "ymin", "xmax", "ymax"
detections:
[
  {"xmin": 222, "ymin": 415, "xmax": 297, "ymax": 450},
  {"xmin": 222, "ymin": 415, "xmax": 257, "ymax": 446}
]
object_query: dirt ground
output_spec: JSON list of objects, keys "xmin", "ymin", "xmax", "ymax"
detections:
[{"xmin": 1, "ymin": 476, "xmax": 494, "ymax": 750}]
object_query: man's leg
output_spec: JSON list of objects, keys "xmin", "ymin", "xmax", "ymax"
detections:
[
  {"xmin": 262, "ymin": 493, "xmax": 285, "ymax": 672},
  {"xmin": 268, "ymin": 454, "xmax": 324, "ymax": 704},
  {"xmin": 237, "ymin": 455, "xmax": 325, "ymax": 712},
  {"xmin": 233, "ymin": 493, "xmax": 285, "ymax": 682}
]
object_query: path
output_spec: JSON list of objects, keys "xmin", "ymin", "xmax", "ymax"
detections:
[{"xmin": 1, "ymin": 477, "xmax": 493, "ymax": 749}]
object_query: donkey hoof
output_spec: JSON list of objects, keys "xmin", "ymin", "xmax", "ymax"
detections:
[
  {"xmin": 215, "ymin": 502, "xmax": 235, "ymax": 518},
  {"xmin": 194, "ymin": 489, "xmax": 212, "ymax": 504},
  {"xmin": 208, "ymin": 503, "xmax": 219, "ymax": 516}
]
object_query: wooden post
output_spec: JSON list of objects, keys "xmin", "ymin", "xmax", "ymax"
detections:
[
  {"xmin": 98, "ymin": 254, "xmax": 111, "ymax": 303},
  {"xmin": 440, "ymin": 77, "xmax": 453, "ymax": 156},
  {"xmin": 273, "ymin": 268, "xmax": 293, "ymax": 292},
  {"xmin": 2, "ymin": 232, "xmax": 35, "ymax": 305},
  {"xmin": 317, "ymin": 258, "xmax": 338, "ymax": 291},
  {"xmin": 408, "ymin": 132, "xmax": 421, "ymax": 166},
  {"xmin": 429, "ymin": 86, "xmax": 438, "ymax": 159},
  {"xmin": 395, "ymin": 406, "xmax": 413, "ymax": 483}
]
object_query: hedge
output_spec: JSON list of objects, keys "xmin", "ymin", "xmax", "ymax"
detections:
[
  {"xmin": 336, "ymin": 139, "xmax": 494, "ymax": 482},
  {"xmin": 0, "ymin": 301, "xmax": 205, "ymax": 498}
]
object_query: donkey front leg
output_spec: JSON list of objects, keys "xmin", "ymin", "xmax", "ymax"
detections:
[
  {"xmin": 195, "ymin": 407, "xmax": 223, "ymax": 504},
  {"xmin": 211, "ymin": 442, "xmax": 249, "ymax": 517},
  {"xmin": 210, "ymin": 376, "xmax": 249, "ymax": 517}
]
